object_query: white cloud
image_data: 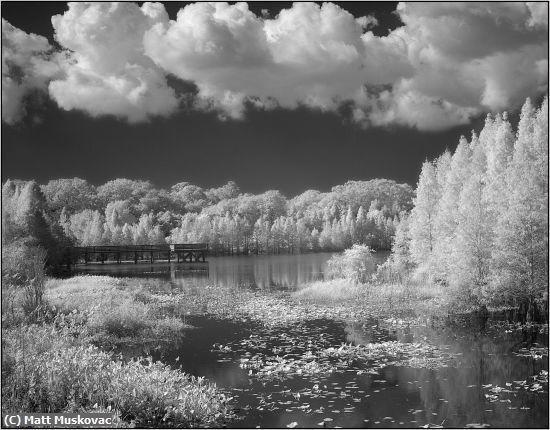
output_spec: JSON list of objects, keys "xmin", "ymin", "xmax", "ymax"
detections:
[
  {"xmin": 49, "ymin": 2, "xmax": 178, "ymax": 122},
  {"xmin": 1, "ymin": 18, "xmax": 60, "ymax": 124},
  {"xmin": 144, "ymin": 2, "xmax": 392, "ymax": 116},
  {"xmin": 351, "ymin": 1, "xmax": 548, "ymax": 129},
  {"xmin": 2, "ymin": 1, "xmax": 548, "ymax": 130}
]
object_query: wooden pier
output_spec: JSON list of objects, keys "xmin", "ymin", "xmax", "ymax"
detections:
[{"xmin": 70, "ymin": 243, "xmax": 208, "ymax": 265}]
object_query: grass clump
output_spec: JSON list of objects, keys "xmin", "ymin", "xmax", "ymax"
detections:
[
  {"xmin": 293, "ymin": 277, "xmax": 447, "ymax": 319},
  {"xmin": 292, "ymin": 279, "xmax": 363, "ymax": 303},
  {"xmin": 45, "ymin": 276, "xmax": 186, "ymax": 344}
]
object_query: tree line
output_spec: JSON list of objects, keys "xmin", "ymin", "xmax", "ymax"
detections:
[
  {"xmin": 381, "ymin": 97, "xmax": 548, "ymax": 311},
  {"xmin": 2, "ymin": 175, "xmax": 413, "ymax": 262}
]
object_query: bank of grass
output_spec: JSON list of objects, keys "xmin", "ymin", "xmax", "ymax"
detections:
[
  {"xmin": 2, "ymin": 320, "xmax": 231, "ymax": 427},
  {"xmin": 292, "ymin": 278, "xmax": 448, "ymax": 318},
  {"xmin": 2, "ymin": 272, "xmax": 233, "ymax": 427},
  {"xmin": 45, "ymin": 276, "xmax": 187, "ymax": 345}
]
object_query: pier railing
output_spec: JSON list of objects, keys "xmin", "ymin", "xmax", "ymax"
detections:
[{"xmin": 70, "ymin": 243, "xmax": 208, "ymax": 265}]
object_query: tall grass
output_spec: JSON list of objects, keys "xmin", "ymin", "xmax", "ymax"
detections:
[
  {"xmin": 2, "ymin": 273, "xmax": 233, "ymax": 427},
  {"xmin": 1, "ymin": 318, "xmax": 230, "ymax": 427},
  {"xmin": 293, "ymin": 277, "xmax": 447, "ymax": 318},
  {"xmin": 45, "ymin": 276, "xmax": 186, "ymax": 344}
]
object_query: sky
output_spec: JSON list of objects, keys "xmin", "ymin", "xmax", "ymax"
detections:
[{"xmin": 1, "ymin": 2, "xmax": 548, "ymax": 196}]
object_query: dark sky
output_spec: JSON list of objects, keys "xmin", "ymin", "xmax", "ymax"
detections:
[{"xmin": 2, "ymin": 2, "xmax": 488, "ymax": 196}]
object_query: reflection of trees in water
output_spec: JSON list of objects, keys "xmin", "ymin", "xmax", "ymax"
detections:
[
  {"xmin": 206, "ymin": 254, "xmax": 332, "ymax": 289},
  {"xmin": 77, "ymin": 253, "xmax": 389, "ymax": 291},
  {"xmin": 398, "ymin": 327, "xmax": 547, "ymax": 427},
  {"xmin": 343, "ymin": 319, "xmax": 548, "ymax": 427}
]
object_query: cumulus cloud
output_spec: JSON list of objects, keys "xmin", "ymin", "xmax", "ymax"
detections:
[
  {"xmin": 2, "ymin": 18, "xmax": 60, "ymax": 124},
  {"xmin": 144, "ymin": 2, "xmax": 408, "ymax": 119},
  {"xmin": 49, "ymin": 2, "xmax": 178, "ymax": 122},
  {"xmin": 2, "ymin": 1, "xmax": 548, "ymax": 130}
]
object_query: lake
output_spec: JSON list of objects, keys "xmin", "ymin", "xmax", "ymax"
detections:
[
  {"xmin": 75, "ymin": 251, "xmax": 390, "ymax": 290},
  {"xmin": 76, "ymin": 253, "xmax": 548, "ymax": 429}
]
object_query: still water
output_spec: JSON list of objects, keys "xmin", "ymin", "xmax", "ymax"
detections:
[
  {"xmin": 75, "ymin": 252, "xmax": 389, "ymax": 290},
  {"xmin": 76, "ymin": 253, "xmax": 548, "ymax": 428}
]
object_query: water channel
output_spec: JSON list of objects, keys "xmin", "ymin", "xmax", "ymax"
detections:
[{"xmin": 76, "ymin": 253, "xmax": 548, "ymax": 428}]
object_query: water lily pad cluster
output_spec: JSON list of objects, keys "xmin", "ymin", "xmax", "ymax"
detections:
[
  {"xmin": 214, "ymin": 325, "xmax": 458, "ymax": 385},
  {"xmin": 320, "ymin": 341, "xmax": 458, "ymax": 370},
  {"xmin": 235, "ymin": 293, "xmax": 423, "ymax": 328},
  {"xmin": 482, "ymin": 370, "xmax": 549, "ymax": 403},
  {"xmin": 512, "ymin": 346, "xmax": 548, "ymax": 360}
]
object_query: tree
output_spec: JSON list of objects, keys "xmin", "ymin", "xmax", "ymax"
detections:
[
  {"xmin": 105, "ymin": 200, "xmax": 137, "ymax": 230},
  {"xmin": 205, "ymin": 181, "xmax": 240, "ymax": 203},
  {"xmin": 170, "ymin": 183, "xmax": 207, "ymax": 213},
  {"xmin": 41, "ymin": 178, "xmax": 97, "ymax": 213},
  {"xmin": 97, "ymin": 178, "xmax": 153, "ymax": 208},
  {"xmin": 432, "ymin": 136, "xmax": 472, "ymax": 280},
  {"xmin": 258, "ymin": 190, "xmax": 287, "ymax": 224},
  {"xmin": 408, "ymin": 161, "xmax": 440, "ymax": 277},
  {"xmin": 492, "ymin": 98, "xmax": 548, "ymax": 306},
  {"xmin": 450, "ymin": 131, "xmax": 493, "ymax": 301}
]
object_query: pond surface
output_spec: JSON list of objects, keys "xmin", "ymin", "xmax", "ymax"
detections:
[
  {"xmin": 77, "ymin": 254, "xmax": 548, "ymax": 428},
  {"xmin": 76, "ymin": 252, "xmax": 389, "ymax": 290}
]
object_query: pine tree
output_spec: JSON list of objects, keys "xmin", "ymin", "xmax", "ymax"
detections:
[
  {"xmin": 492, "ymin": 98, "xmax": 549, "ymax": 306},
  {"xmin": 408, "ymin": 161, "xmax": 440, "ymax": 277},
  {"xmin": 450, "ymin": 128, "xmax": 493, "ymax": 301},
  {"xmin": 432, "ymin": 136, "xmax": 473, "ymax": 281}
]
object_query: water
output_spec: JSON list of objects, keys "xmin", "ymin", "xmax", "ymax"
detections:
[
  {"xmin": 153, "ymin": 317, "xmax": 548, "ymax": 428},
  {"xmin": 76, "ymin": 253, "xmax": 548, "ymax": 428},
  {"xmin": 75, "ymin": 252, "xmax": 389, "ymax": 290}
]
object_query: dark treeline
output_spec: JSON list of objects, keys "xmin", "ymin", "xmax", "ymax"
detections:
[{"xmin": 2, "ymin": 176, "xmax": 413, "ymax": 260}]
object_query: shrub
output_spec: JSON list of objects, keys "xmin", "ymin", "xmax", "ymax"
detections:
[
  {"xmin": 1, "ymin": 240, "xmax": 47, "ymax": 323},
  {"xmin": 326, "ymin": 244, "xmax": 377, "ymax": 284}
]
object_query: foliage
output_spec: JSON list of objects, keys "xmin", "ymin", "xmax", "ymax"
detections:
[
  {"xmin": 41, "ymin": 178, "xmax": 98, "ymax": 214},
  {"xmin": 3, "ymin": 177, "xmax": 413, "ymax": 258},
  {"xmin": 1, "ymin": 239, "xmax": 47, "ymax": 324},
  {"xmin": 1, "ymin": 321, "xmax": 230, "ymax": 427},
  {"xmin": 326, "ymin": 244, "xmax": 377, "ymax": 284},
  {"xmin": 393, "ymin": 97, "xmax": 548, "ymax": 308},
  {"xmin": 2, "ymin": 180, "xmax": 66, "ymax": 268}
]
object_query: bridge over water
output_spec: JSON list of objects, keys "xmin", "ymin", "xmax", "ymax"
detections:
[{"xmin": 69, "ymin": 243, "xmax": 208, "ymax": 265}]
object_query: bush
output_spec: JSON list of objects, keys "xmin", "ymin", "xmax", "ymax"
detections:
[
  {"xmin": 326, "ymin": 244, "xmax": 377, "ymax": 284},
  {"xmin": 2, "ymin": 240, "xmax": 47, "ymax": 323}
]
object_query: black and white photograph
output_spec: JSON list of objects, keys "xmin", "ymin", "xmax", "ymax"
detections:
[{"xmin": 1, "ymin": 1, "xmax": 548, "ymax": 428}]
